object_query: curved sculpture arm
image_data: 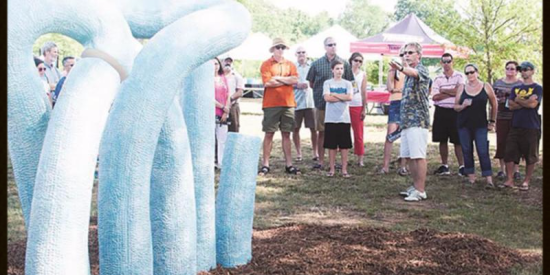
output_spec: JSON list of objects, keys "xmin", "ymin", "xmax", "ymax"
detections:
[
  {"xmin": 150, "ymin": 99, "xmax": 197, "ymax": 275},
  {"xmin": 114, "ymin": 0, "xmax": 228, "ymax": 39},
  {"xmin": 8, "ymin": 0, "xmax": 141, "ymax": 228},
  {"xmin": 98, "ymin": 2, "xmax": 251, "ymax": 274}
]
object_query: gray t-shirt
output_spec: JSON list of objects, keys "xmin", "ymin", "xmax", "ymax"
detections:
[{"xmin": 323, "ymin": 79, "xmax": 353, "ymax": 123}]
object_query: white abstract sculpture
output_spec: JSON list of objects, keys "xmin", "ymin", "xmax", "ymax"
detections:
[{"xmin": 8, "ymin": 0, "xmax": 260, "ymax": 274}]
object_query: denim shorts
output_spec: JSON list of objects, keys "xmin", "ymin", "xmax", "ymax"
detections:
[{"xmin": 387, "ymin": 100, "xmax": 401, "ymax": 124}]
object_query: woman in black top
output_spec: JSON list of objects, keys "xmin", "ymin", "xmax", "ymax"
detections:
[{"xmin": 454, "ymin": 64, "xmax": 498, "ymax": 187}]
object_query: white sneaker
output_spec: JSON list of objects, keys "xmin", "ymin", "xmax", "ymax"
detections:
[
  {"xmin": 404, "ymin": 190, "xmax": 427, "ymax": 202},
  {"xmin": 399, "ymin": 185, "xmax": 416, "ymax": 197}
]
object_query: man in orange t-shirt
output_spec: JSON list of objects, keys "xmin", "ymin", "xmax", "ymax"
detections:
[{"xmin": 258, "ymin": 38, "xmax": 299, "ymax": 176}]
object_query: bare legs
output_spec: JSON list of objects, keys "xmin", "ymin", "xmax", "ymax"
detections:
[
  {"xmin": 382, "ymin": 123, "xmax": 398, "ymax": 172},
  {"xmin": 408, "ymin": 158, "xmax": 427, "ymax": 192},
  {"xmin": 262, "ymin": 131, "xmax": 293, "ymax": 168}
]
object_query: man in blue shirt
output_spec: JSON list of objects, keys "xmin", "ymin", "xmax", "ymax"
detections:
[{"xmin": 501, "ymin": 61, "xmax": 542, "ymax": 191}]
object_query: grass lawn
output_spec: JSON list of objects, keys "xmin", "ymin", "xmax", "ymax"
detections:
[{"xmin": 7, "ymin": 106, "xmax": 543, "ymax": 274}]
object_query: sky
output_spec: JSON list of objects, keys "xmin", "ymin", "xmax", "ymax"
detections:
[{"xmin": 272, "ymin": 0, "xmax": 399, "ymax": 18}]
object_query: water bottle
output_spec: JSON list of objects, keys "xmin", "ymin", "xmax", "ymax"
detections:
[{"xmin": 387, "ymin": 128, "xmax": 401, "ymax": 142}]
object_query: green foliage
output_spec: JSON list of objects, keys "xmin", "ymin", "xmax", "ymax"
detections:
[
  {"xmin": 450, "ymin": 0, "xmax": 542, "ymax": 83},
  {"xmin": 395, "ymin": 0, "xmax": 542, "ymax": 84},
  {"xmin": 33, "ymin": 33, "xmax": 84, "ymax": 70},
  {"xmin": 337, "ymin": 0, "xmax": 392, "ymax": 39},
  {"xmin": 238, "ymin": 0, "xmax": 332, "ymax": 44}
]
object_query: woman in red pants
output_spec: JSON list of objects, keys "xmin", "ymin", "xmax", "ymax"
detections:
[{"xmin": 348, "ymin": 52, "xmax": 368, "ymax": 166}]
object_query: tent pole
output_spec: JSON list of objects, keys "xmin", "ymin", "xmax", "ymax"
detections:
[{"xmin": 378, "ymin": 55, "xmax": 383, "ymax": 87}]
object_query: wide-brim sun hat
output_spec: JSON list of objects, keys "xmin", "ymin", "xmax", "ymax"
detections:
[{"xmin": 269, "ymin": 37, "xmax": 288, "ymax": 53}]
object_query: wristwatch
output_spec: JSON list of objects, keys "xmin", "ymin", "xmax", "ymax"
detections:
[{"xmin": 399, "ymin": 65, "xmax": 404, "ymax": 72}]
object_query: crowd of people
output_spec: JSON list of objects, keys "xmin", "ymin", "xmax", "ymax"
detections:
[
  {"xmin": 33, "ymin": 41, "xmax": 76, "ymax": 108},
  {"xmin": 212, "ymin": 36, "xmax": 542, "ymax": 202},
  {"xmin": 37, "ymin": 37, "xmax": 541, "ymax": 203}
]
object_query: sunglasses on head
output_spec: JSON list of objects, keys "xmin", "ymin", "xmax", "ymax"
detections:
[
  {"xmin": 404, "ymin": 51, "xmax": 416, "ymax": 55},
  {"xmin": 296, "ymin": 51, "xmax": 306, "ymax": 54},
  {"xmin": 275, "ymin": 45, "xmax": 286, "ymax": 50},
  {"xmin": 353, "ymin": 59, "xmax": 363, "ymax": 63},
  {"xmin": 520, "ymin": 68, "xmax": 532, "ymax": 72},
  {"xmin": 38, "ymin": 67, "xmax": 46, "ymax": 72},
  {"xmin": 326, "ymin": 43, "xmax": 337, "ymax": 47},
  {"xmin": 441, "ymin": 60, "xmax": 452, "ymax": 64},
  {"xmin": 464, "ymin": 71, "xmax": 476, "ymax": 75}
]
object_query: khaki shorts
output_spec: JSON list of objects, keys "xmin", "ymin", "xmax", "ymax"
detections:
[
  {"xmin": 295, "ymin": 108, "xmax": 316, "ymax": 130},
  {"xmin": 315, "ymin": 108, "xmax": 325, "ymax": 132},
  {"xmin": 262, "ymin": 107, "xmax": 295, "ymax": 132}
]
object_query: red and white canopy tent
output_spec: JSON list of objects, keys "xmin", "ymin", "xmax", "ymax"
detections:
[{"xmin": 350, "ymin": 13, "xmax": 470, "ymax": 88}]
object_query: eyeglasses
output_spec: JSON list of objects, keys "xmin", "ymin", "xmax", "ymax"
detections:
[
  {"xmin": 326, "ymin": 43, "xmax": 337, "ymax": 47},
  {"xmin": 38, "ymin": 67, "xmax": 46, "ymax": 72},
  {"xmin": 441, "ymin": 60, "xmax": 452, "ymax": 64},
  {"xmin": 353, "ymin": 59, "xmax": 363, "ymax": 63},
  {"xmin": 404, "ymin": 51, "xmax": 417, "ymax": 55},
  {"xmin": 296, "ymin": 51, "xmax": 306, "ymax": 54},
  {"xmin": 520, "ymin": 68, "xmax": 532, "ymax": 72},
  {"xmin": 464, "ymin": 71, "xmax": 476, "ymax": 75},
  {"xmin": 505, "ymin": 67, "xmax": 517, "ymax": 71},
  {"xmin": 275, "ymin": 45, "xmax": 286, "ymax": 50}
]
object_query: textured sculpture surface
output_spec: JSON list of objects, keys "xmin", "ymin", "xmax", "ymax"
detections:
[{"xmin": 8, "ymin": 0, "xmax": 259, "ymax": 274}]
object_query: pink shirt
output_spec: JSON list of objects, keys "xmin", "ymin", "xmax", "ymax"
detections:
[
  {"xmin": 215, "ymin": 74, "xmax": 229, "ymax": 117},
  {"xmin": 431, "ymin": 71, "xmax": 464, "ymax": 108}
]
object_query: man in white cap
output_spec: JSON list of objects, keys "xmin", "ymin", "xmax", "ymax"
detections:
[{"xmin": 258, "ymin": 38, "xmax": 300, "ymax": 176}]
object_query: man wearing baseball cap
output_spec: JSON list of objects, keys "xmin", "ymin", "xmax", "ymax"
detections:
[
  {"xmin": 258, "ymin": 38, "xmax": 300, "ymax": 176},
  {"xmin": 501, "ymin": 61, "xmax": 542, "ymax": 191}
]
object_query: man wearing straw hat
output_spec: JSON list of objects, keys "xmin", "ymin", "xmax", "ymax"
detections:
[{"xmin": 258, "ymin": 38, "xmax": 300, "ymax": 176}]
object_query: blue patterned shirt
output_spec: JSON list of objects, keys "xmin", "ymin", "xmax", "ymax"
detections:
[{"xmin": 400, "ymin": 62, "xmax": 431, "ymax": 129}]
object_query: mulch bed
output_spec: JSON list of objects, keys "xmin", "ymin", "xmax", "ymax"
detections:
[{"xmin": 8, "ymin": 223, "xmax": 539, "ymax": 275}]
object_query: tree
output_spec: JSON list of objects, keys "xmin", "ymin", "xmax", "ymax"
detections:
[
  {"xmin": 338, "ymin": 0, "xmax": 391, "ymax": 39},
  {"xmin": 394, "ymin": 0, "xmax": 542, "ymax": 84},
  {"xmin": 451, "ymin": 0, "xmax": 542, "ymax": 83}
]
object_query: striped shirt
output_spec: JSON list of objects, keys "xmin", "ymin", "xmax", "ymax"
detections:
[
  {"xmin": 493, "ymin": 78, "xmax": 522, "ymax": 120},
  {"xmin": 431, "ymin": 70, "xmax": 464, "ymax": 109}
]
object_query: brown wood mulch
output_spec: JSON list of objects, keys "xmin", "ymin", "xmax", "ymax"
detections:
[{"xmin": 8, "ymin": 223, "xmax": 539, "ymax": 275}]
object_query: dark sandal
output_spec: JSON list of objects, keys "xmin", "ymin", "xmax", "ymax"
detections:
[
  {"xmin": 285, "ymin": 166, "xmax": 301, "ymax": 175},
  {"xmin": 258, "ymin": 166, "xmax": 270, "ymax": 176}
]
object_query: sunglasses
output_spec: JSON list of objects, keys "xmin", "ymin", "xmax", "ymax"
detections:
[
  {"xmin": 404, "ymin": 51, "xmax": 417, "ymax": 55},
  {"xmin": 353, "ymin": 59, "xmax": 363, "ymax": 63},
  {"xmin": 441, "ymin": 60, "xmax": 452, "ymax": 64},
  {"xmin": 38, "ymin": 67, "xmax": 46, "ymax": 72},
  {"xmin": 70, "ymin": 64, "xmax": 74, "ymax": 67},
  {"xmin": 464, "ymin": 71, "xmax": 476, "ymax": 75},
  {"xmin": 520, "ymin": 68, "xmax": 532, "ymax": 72},
  {"xmin": 399, "ymin": 54, "xmax": 404, "ymax": 57},
  {"xmin": 275, "ymin": 45, "xmax": 286, "ymax": 50},
  {"xmin": 296, "ymin": 51, "xmax": 306, "ymax": 54},
  {"xmin": 326, "ymin": 43, "xmax": 337, "ymax": 47}
]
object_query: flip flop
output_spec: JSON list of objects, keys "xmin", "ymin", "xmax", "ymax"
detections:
[
  {"xmin": 326, "ymin": 172, "xmax": 334, "ymax": 177},
  {"xmin": 519, "ymin": 183, "xmax": 529, "ymax": 191},
  {"xmin": 342, "ymin": 173, "xmax": 351, "ymax": 178},
  {"xmin": 497, "ymin": 183, "xmax": 518, "ymax": 190},
  {"xmin": 295, "ymin": 156, "xmax": 303, "ymax": 162}
]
